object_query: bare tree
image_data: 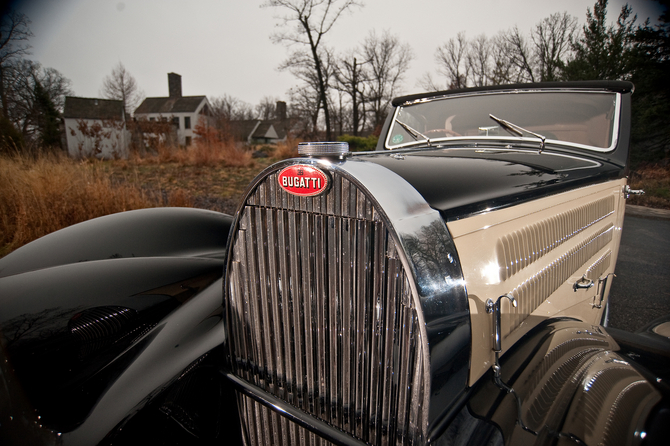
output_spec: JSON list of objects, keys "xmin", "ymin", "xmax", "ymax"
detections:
[
  {"xmin": 362, "ymin": 30, "xmax": 413, "ymax": 130},
  {"xmin": 417, "ymin": 72, "xmax": 444, "ymax": 91},
  {"xmin": 100, "ymin": 62, "xmax": 142, "ymax": 118},
  {"xmin": 256, "ymin": 95, "xmax": 281, "ymax": 120},
  {"xmin": 532, "ymin": 12, "xmax": 578, "ymax": 81},
  {"xmin": 502, "ymin": 26, "xmax": 537, "ymax": 82},
  {"xmin": 288, "ymin": 84, "xmax": 321, "ymax": 137},
  {"xmin": 489, "ymin": 33, "xmax": 520, "ymax": 84},
  {"xmin": 210, "ymin": 94, "xmax": 254, "ymax": 121},
  {"xmin": 435, "ymin": 31, "xmax": 470, "ymax": 89},
  {"xmin": 466, "ymin": 34, "xmax": 491, "ymax": 86},
  {"xmin": 334, "ymin": 50, "xmax": 367, "ymax": 135},
  {"xmin": 0, "ymin": 11, "xmax": 32, "ymax": 117},
  {"xmin": 208, "ymin": 94, "xmax": 255, "ymax": 138},
  {"xmin": 281, "ymin": 47, "xmax": 338, "ymax": 134},
  {"xmin": 263, "ymin": 0, "xmax": 361, "ymax": 140}
]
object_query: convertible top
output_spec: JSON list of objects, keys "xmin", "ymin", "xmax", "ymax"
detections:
[{"xmin": 392, "ymin": 80, "xmax": 635, "ymax": 106}]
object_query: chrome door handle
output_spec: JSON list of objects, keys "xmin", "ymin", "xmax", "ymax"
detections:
[
  {"xmin": 624, "ymin": 185, "xmax": 645, "ymax": 198},
  {"xmin": 486, "ymin": 293, "xmax": 517, "ymax": 353},
  {"xmin": 573, "ymin": 275, "xmax": 594, "ymax": 292}
]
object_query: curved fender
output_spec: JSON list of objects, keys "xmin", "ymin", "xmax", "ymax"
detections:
[
  {"xmin": 0, "ymin": 256, "xmax": 225, "ymax": 433},
  {"xmin": 461, "ymin": 319, "xmax": 670, "ymax": 446},
  {"xmin": 0, "ymin": 207, "xmax": 233, "ymax": 278}
]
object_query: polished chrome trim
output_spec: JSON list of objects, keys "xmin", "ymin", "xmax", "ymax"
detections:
[
  {"xmin": 225, "ymin": 157, "xmax": 465, "ymax": 443},
  {"xmin": 486, "ymin": 294, "xmax": 517, "ymax": 353},
  {"xmin": 386, "ymin": 90, "xmax": 622, "ymax": 153},
  {"xmin": 623, "ymin": 184, "xmax": 645, "ymax": 199},
  {"xmin": 298, "ymin": 141, "xmax": 350, "ymax": 158},
  {"xmin": 226, "ymin": 371, "xmax": 367, "ymax": 446}
]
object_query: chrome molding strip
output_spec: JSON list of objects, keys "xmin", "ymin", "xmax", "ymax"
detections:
[
  {"xmin": 496, "ymin": 196, "xmax": 615, "ymax": 281},
  {"xmin": 225, "ymin": 372, "xmax": 366, "ymax": 446},
  {"xmin": 508, "ymin": 224, "xmax": 614, "ymax": 332}
]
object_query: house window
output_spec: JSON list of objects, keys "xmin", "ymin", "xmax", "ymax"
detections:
[
  {"xmin": 172, "ymin": 117, "xmax": 180, "ymax": 128},
  {"xmin": 185, "ymin": 136, "xmax": 192, "ymax": 146},
  {"xmin": 184, "ymin": 116, "xmax": 191, "ymax": 129}
]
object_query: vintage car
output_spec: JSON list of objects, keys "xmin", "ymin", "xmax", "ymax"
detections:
[{"xmin": 1, "ymin": 81, "xmax": 669, "ymax": 446}]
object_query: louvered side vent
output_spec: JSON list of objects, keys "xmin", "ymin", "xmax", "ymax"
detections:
[
  {"xmin": 227, "ymin": 171, "xmax": 428, "ymax": 445},
  {"xmin": 69, "ymin": 306, "xmax": 137, "ymax": 341},
  {"xmin": 496, "ymin": 196, "xmax": 615, "ymax": 282},
  {"xmin": 508, "ymin": 224, "xmax": 614, "ymax": 331},
  {"xmin": 586, "ymin": 251, "xmax": 612, "ymax": 282}
]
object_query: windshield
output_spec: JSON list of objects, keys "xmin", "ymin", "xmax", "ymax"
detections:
[{"xmin": 386, "ymin": 91, "xmax": 619, "ymax": 152}]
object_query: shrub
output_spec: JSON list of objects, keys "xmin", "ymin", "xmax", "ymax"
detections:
[
  {"xmin": 0, "ymin": 115, "xmax": 24, "ymax": 156},
  {"xmin": 628, "ymin": 163, "xmax": 670, "ymax": 209},
  {"xmin": 337, "ymin": 134, "xmax": 379, "ymax": 152},
  {"xmin": 273, "ymin": 138, "xmax": 300, "ymax": 159}
]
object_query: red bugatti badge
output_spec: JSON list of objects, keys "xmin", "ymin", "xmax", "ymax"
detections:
[{"xmin": 278, "ymin": 164, "xmax": 329, "ymax": 197}]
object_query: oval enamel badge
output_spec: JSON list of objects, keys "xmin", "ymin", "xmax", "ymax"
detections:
[{"xmin": 278, "ymin": 164, "xmax": 329, "ymax": 197}]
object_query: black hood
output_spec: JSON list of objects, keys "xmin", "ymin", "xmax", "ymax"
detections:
[{"xmin": 357, "ymin": 147, "xmax": 625, "ymax": 220}]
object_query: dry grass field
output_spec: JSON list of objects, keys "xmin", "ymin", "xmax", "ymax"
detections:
[
  {"xmin": 1, "ymin": 138, "xmax": 667, "ymax": 258},
  {"xmin": 0, "ymin": 139, "xmax": 296, "ymax": 257}
]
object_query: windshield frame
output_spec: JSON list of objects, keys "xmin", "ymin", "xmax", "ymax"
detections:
[{"xmin": 384, "ymin": 89, "xmax": 622, "ymax": 153}]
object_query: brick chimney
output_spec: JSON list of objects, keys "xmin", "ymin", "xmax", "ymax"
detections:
[
  {"xmin": 168, "ymin": 72, "xmax": 182, "ymax": 98},
  {"xmin": 276, "ymin": 100, "xmax": 287, "ymax": 121}
]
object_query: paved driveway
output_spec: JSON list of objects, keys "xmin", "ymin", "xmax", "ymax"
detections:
[{"xmin": 608, "ymin": 206, "xmax": 670, "ymax": 332}]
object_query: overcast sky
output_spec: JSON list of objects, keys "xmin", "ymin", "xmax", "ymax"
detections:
[{"xmin": 7, "ymin": 0, "xmax": 666, "ymax": 107}]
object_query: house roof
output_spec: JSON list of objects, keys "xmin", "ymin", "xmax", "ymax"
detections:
[
  {"xmin": 134, "ymin": 96, "xmax": 207, "ymax": 115},
  {"xmin": 229, "ymin": 119, "xmax": 288, "ymax": 141},
  {"xmin": 63, "ymin": 97, "xmax": 124, "ymax": 120}
]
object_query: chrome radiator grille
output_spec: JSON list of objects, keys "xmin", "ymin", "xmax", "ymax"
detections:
[{"xmin": 227, "ymin": 170, "xmax": 427, "ymax": 445}]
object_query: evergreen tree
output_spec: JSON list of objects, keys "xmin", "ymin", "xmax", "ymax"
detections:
[
  {"xmin": 33, "ymin": 79, "xmax": 62, "ymax": 149},
  {"xmin": 629, "ymin": 3, "xmax": 670, "ymax": 164},
  {"xmin": 564, "ymin": 0, "xmax": 637, "ymax": 80}
]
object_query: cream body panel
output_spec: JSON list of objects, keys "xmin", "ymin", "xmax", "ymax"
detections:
[{"xmin": 447, "ymin": 178, "xmax": 627, "ymax": 385}]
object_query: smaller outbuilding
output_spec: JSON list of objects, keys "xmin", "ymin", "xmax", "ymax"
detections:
[
  {"xmin": 229, "ymin": 101, "xmax": 289, "ymax": 145},
  {"xmin": 63, "ymin": 97, "xmax": 130, "ymax": 159}
]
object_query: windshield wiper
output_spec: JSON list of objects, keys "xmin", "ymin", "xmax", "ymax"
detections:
[
  {"xmin": 489, "ymin": 114, "xmax": 546, "ymax": 152},
  {"xmin": 394, "ymin": 119, "xmax": 432, "ymax": 146}
]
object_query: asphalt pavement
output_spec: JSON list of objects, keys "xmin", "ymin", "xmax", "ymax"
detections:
[{"xmin": 608, "ymin": 205, "xmax": 670, "ymax": 332}]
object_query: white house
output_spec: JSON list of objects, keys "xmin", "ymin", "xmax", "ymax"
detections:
[
  {"xmin": 134, "ymin": 73, "xmax": 213, "ymax": 147},
  {"xmin": 63, "ymin": 97, "xmax": 130, "ymax": 159}
]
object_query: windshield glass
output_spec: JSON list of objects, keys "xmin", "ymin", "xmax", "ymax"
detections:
[{"xmin": 386, "ymin": 91, "xmax": 619, "ymax": 151}]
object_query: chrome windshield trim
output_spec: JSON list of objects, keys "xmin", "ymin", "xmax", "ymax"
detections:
[
  {"xmin": 385, "ymin": 91, "xmax": 622, "ymax": 153},
  {"xmin": 398, "ymin": 87, "xmax": 619, "ymax": 106}
]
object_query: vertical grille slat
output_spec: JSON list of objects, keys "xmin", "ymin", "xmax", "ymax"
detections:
[{"xmin": 228, "ymin": 171, "xmax": 427, "ymax": 445}]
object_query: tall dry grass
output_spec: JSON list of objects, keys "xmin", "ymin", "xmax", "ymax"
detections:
[
  {"xmin": 0, "ymin": 152, "xmax": 191, "ymax": 257},
  {"xmin": 131, "ymin": 125, "xmax": 255, "ymax": 168},
  {"xmin": 272, "ymin": 137, "xmax": 301, "ymax": 160}
]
